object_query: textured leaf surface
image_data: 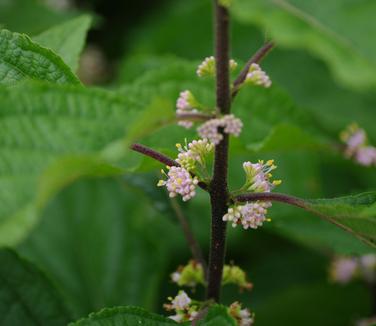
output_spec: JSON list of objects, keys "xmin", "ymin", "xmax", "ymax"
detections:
[
  {"xmin": 0, "ymin": 82, "xmax": 171, "ymax": 246},
  {"xmin": 0, "ymin": 249, "xmax": 71, "ymax": 326},
  {"xmin": 34, "ymin": 15, "xmax": 92, "ymax": 72},
  {"xmin": 303, "ymin": 192, "xmax": 376, "ymax": 248},
  {"xmin": 233, "ymin": 0, "xmax": 376, "ymax": 90},
  {"xmin": 0, "ymin": 29, "xmax": 80, "ymax": 85},
  {"xmin": 69, "ymin": 306, "xmax": 178, "ymax": 326},
  {"xmin": 19, "ymin": 179, "xmax": 177, "ymax": 317}
]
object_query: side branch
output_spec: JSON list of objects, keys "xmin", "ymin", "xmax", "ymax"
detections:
[
  {"xmin": 130, "ymin": 143, "xmax": 209, "ymax": 191},
  {"xmin": 130, "ymin": 143, "xmax": 178, "ymax": 167},
  {"xmin": 234, "ymin": 192, "xmax": 306, "ymax": 209},
  {"xmin": 170, "ymin": 198, "xmax": 207, "ymax": 274},
  {"xmin": 232, "ymin": 41, "xmax": 275, "ymax": 98}
]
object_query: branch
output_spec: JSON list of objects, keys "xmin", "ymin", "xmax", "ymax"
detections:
[
  {"xmin": 177, "ymin": 112, "xmax": 215, "ymax": 122},
  {"xmin": 234, "ymin": 192, "xmax": 306, "ymax": 209},
  {"xmin": 232, "ymin": 41, "xmax": 275, "ymax": 98},
  {"xmin": 130, "ymin": 143, "xmax": 209, "ymax": 191},
  {"xmin": 170, "ymin": 198, "xmax": 207, "ymax": 274},
  {"xmin": 130, "ymin": 143, "xmax": 178, "ymax": 167}
]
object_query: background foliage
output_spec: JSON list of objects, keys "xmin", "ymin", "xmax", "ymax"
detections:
[{"xmin": 0, "ymin": 0, "xmax": 375, "ymax": 325}]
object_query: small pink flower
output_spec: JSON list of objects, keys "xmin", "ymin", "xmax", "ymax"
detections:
[
  {"xmin": 355, "ymin": 146, "xmax": 376, "ymax": 166},
  {"xmin": 245, "ymin": 63, "xmax": 271, "ymax": 88},
  {"xmin": 330, "ymin": 258, "xmax": 358, "ymax": 284},
  {"xmin": 158, "ymin": 167, "xmax": 198, "ymax": 201},
  {"xmin": 197, "ymin": 114, "xmax": 243, "ymax": 145}
]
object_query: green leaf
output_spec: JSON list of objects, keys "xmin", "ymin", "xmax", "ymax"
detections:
[
  {"xmin": 33, "ymin": 15, "xmax": 92, "ymax": 72},
  {"xmin": 0, "ymin": 82, "xmax": 172, "ymax": 246},
  {"xmin": 69, "ymin": 306, "xmax": 178, "ymax": 326},
  {"xmin": 302, "ymin": 192, "xmax": 376, "ymax": 248},
  {"xmin": 19, "ymin": 179, "xmax": 177, "ymax": 317},
  {"xmin": 198, "ymin": 305, "xmax": 237, "ymax": 326},
  {"xmin": 247, "ymin": 123, "xmax": 330, "ymax": 153},
  {"xmin": 0, "ymin": 0, "xmax": 79, "ymax": 35},
  {"xmin": 0, "ymin": 248, "xmax": 71, "ymax": 325},
  {"xmin": 0, "ymin": 29, "xmax": 80, "ymax": 85},
  {"xmin": 232, "ymin": 0, "xmax": 376, "ymax": 90}
]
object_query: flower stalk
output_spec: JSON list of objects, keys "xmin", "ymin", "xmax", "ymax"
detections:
[{"xmin": 206, "ymin": 0, "xmax": 232, "ymax": 302}]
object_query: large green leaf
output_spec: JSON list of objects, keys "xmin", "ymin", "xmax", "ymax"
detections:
[
  {"xmin": 0, "ymin": 82, "xmax": 172, "ymax": 246},
  {"xmin": 69, "ymin": 305, "xmax": 238, "ymax": 326},
  {"xmin": 232, "ymin": 0, "xmax": 376, "ymax": 90},
  {"xmin": 33, "ymin": 15, "xmax": 92, "ymax": 72},
  {"xmin": 0, "ymin": 248, "xmax": 71, "ymax": 326},
  {"xmin": 0, "ymin": 29, "xmax": 80, "ymax": 85},
  {"xmin": 303, "ymin": 192, "xmax": 376, "ymax": 248},
  {"xmin": 69, "ymin": 306, "xmax": 178, "ymax": 326},
  {"xmin": 19, "ymin": 179, "xmax": 179, "ymax": 318}
]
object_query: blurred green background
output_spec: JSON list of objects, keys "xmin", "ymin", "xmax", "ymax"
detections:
[{"xmin": 1, "ymin": 0, "xmax": 375, "ymax": 325}]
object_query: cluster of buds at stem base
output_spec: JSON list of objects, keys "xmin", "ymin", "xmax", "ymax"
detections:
[{"xmin": 170, "ymin": 260, "xmax": 252, "ymax": 291}]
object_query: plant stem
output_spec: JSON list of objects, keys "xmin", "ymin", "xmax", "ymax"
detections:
[
  {"xmin": 170, "ymin": 197, "xmax": 207, "ymax": 273},
  {"xmin": 232, "ymin": 41, "xmax": 275, "ymax": 99},
  {"xmin": 234, "ymin": 192, "xmax": 306, "ymax": 208},
  {"xmin": 206, "ymin": 0, "xmax": 231, "ymax": 302}
]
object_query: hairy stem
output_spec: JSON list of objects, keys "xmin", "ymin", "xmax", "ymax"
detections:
[
  {"xmin": 170, "ymin": 197, "xmax": 207, "ymax": 273},
  {"xmin": 206, "ymin": 0, "xmax": 231, "ymax": 302},
  {"xmin": 130, "ymin": 143, "xmax": 209, "ymax": 191},
  {"xmin": 232, "ymin": 41, "xmax": 275, "ymax": 99},
  {"xmin": 234, "ymin": 192, "xmax": 306, "ymax": 208}
]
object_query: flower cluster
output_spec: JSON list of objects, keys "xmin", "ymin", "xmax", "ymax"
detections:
[
  {"xmin": 164, "ymin": 291, "xmax": 199, "ymax": 323},
  {"xmin": 222, "ymin": 265, "xmax": 253, "ymax": 291},
  {"xmin": 245, "ymin": 63, "xmax": 272, "ymax": 88},
  {"xmin": 197, "ymin": 114, "xmax": 243, "ymax": 145},
  {"xmin": 340, "ymin": 124, "xmax": 376, "ymax": 166},
  {"xmin": 176, "ymin": 139, "xmax": 214, "ymax": 171},
  {"xmin": 158, "ymin": 166, "xmax": 199, "ymax": 201},
  {"xmin": 176, "ymin": 90, "xmax": 199, "ymax": 129},
  {"xmin": 223, "ymin": 160, "xmax": 281, "ymax": 230},
  {"xmin": 158, "ymin": 139, "xmax": 214, "ymax": 201},
  {"xmin": 218, "ymin": 0, "xmax": 233, "ymax": 8},
  {"xmin": 196, "ymin": 56, "xmax": 238, "ymax": 78},
  {"xmin": 228, "ymin": 302, "xmax": 254, "ymax": 326},
  {"xmin": 171, "ymin": 260, "xmax": 205, "ymax": 288},
  {"xmin": 171, "ymin": 260, "xmax": 252, "ymax": 291},
  {"xmin": 330, "ymin": 254, "xmax": 376, "ymax": 284}
]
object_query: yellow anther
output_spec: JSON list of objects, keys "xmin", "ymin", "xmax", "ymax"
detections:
[
  {"xmin": 267, "ymin": 159, "xmax": 274, "ymax": 166},
  {"xmin": 273, "ymin": 180, "xmax": 282, "ymax": 186}
]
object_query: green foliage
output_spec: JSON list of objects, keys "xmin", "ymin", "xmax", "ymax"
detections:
[
  {"xmin": 33, "ymin": 15, "xmax": 92, "ymax": 72},
  {"xmin": 0, "ymin": 82, "xmax": 171, "ymax": 246},
  {"xmin": 232, "ymin": 0, "xmax": 376, "ymax": 90},
  {"xmin": 304, "ymin": 192, "xmax": 376, "ymax": 248},
  {"xmin": 197, "ymin": 305, "xmax": 237, "ymax": 325},
  {"xmin": 0, "ymin": 248, "xmax": 71, "ymax": 325},
  {"xmin": 69, "ymin": 306, "xmax": 178, "ymax": 325},
  {"xmin": 19, "ymin": 179, "xmax": 178, "ymax": 318},
  {"xmin": 0, "ymin": 30, "xmax": 80, "ymax": 85},
  {"xmin": 0, "ymin": 0, "xmax": 78, "ymax": 35}
]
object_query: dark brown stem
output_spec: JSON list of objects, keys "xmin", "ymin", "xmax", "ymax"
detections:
[
  {"xmin": 131, "ymin": 143, "xmax": 178, "ymax": 167},
  {"xmin": 206, "ymin": 0, "xmax": 231, "ymax": 302},
  {"xmin": 232, "ymin": 41, "xmax": 275, "ymax": 99},
  {"xmin": 177, "ymin": 112, "xmax": 215, "ymax": 122},
  {"xmin": 130, "ymin": 143, "xmax": 209, "ymax": 191},
  {"xmin": 170, "ymin": 197, "xmax": 207, "ymax": 273},
  {"xmin": 234, "ymin": 192, "xmax": 306, "ymax": 209}
]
